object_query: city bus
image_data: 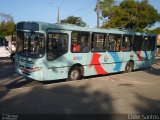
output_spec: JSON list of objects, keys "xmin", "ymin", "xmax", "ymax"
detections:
[{"xmin": 15, "ymin": 21, "xmax": 157, "ymax": 81}]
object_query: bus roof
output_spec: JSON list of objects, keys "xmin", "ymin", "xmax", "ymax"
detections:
[{"xmin": 17, "ymin": 21, "xmax": 157, "ymax": 36}]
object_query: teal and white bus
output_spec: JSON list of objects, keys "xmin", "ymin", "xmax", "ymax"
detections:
[{"xmin": 15, "ymin": 21, "xmax": 156, "ymax": 81}]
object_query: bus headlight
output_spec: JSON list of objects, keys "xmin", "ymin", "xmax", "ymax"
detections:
[{"xmin": 31, "ymin": 66, "xmax": 42, "ymax": 72}]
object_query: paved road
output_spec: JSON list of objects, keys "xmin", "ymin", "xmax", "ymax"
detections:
[
  {"xmin": 0, "ymin": 58, "xmax": 160, "ymax": 115},
  {"xmin": 0, "ymin": 58, "xmax": 44, "ymax": 91}
]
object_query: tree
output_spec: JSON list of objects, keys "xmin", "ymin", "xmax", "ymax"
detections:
[
  {"xmin": 0, "ymin": 20, "xmax": 15, "ymax": 36},
  {"xmin": 146, "ymin": 27, "xmax": 160, "ymax": 34},
  {"xmin": 0, "ymin": 13, "xmax": 15, "ymax": 36},
  {"xmin": 98, "ymin": 0, "xmax": 116, "ymax": 19},
  {"xmin": 94, "ymin": 0, "xmax": 115, "ymax": 26},
  {"xmin": 101, "ymin": 0, "xmax": 160, "ymax": 31},
  {"xmin": 60, "ymin": 16, "xmax": 87, "ymax": 27}
]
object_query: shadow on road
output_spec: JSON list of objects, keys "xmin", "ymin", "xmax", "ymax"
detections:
[
  {"xmin": 133, "ymin": 93, "xmax": 160, "ymax": 114},
  {"xmin": 0, "ymin": 83, "xmax": 114, "ymax": 117},
  {"xmin": 0, "ymin": 58, "xmax": 43, "ymax": 90},
  {"xmin": 0, "ymin": 58, "xmax": 15, "ymax": 80},
  {"xmin": 144, "ymin": 66, "xmax": 160, "ymax": 76},
  {"xmin": 5, "ymin": 77, "xmax": 33, "ymax": 89}
]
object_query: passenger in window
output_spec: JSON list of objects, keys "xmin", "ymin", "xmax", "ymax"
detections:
[
  {"xmin": 115, "ymin": 38, "xmax": 121, "ymax": 51},
  {"xmin": 58, "ymin": 38, "xmax": 67, "ymax": 52},
  {"xmin": 108, "ymin": 39, "xmax": 115, "ymax": 51},
  {"xmin": 59, "ymin": 36, "xmax": 66, "ymax": 47},
  {"xmin": 52, "ymin": 38, "xmax": 58, "ymax": 49},
  {"xmin": 80, "ymin": 36, "xmax": 89, "ymax": 52},
  {"xmin": 126, "ymin": 39, "xmax": 131, "ymax": 51},
  {"xmin": 114, "ymin": 40, "xmax": 117, "ymax": 51},
  {"xmin": 48, "ymin": 40, "xmax": 52, "ymax": 50},
  {"xmin": 72, "ymin": 42, "xmax": 80, "ymax": 52},
  {"xmin": 122, "ymin": 37, "xmax": 129, "ymax": 51}
]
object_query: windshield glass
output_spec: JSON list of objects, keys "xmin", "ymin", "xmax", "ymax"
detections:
[{"xmin": 16, "ymin": 31, "xmax": 45, "ymax": 58}]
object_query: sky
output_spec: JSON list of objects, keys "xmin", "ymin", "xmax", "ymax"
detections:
[{"xmin": 0, "ymin": 0, "xmax": 160, "ymax": 28}]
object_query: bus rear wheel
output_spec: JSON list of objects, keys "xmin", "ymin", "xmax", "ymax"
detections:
[
  {"xmin": 125, "ymin": 61, "xmax": 134, "ymax": 73},
  {"xmin": 68, "ymin": 67, "xmax": 82, "ymax": 81}
]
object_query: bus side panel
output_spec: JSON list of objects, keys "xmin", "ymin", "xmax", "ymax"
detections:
[
  {"xmin": 133, "ymin": 51, "xmax": 154, "ymax": 69},
  {"xmin": 43, "ymin": 52, "xmax": 89, "ymax": 81},
  {"xmin": 43, "ymin": 67, "xmax": 69, "ymax": 80},
  {"xmin": 84, "ymin": 52, "xmax": 128, "ymax": 76},
  {"xmin": 107, "ymin": 52, "xmax": 129, "ymax": 72}
]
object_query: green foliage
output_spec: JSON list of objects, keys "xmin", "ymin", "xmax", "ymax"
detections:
[
  {"xmin": 146, "ymin": 27, "xmax": 160, "ymax": 34},
  {"xmin": 98, "ymin": 0, "xmax": 116, "ymax": 18},
  {"xmin": 101, "ymin": 0, "xmax": 160, "ymax": 31},
  {"xmin": 60, "ymin": 16, "xmax": 87, "ymax": 27},
  {"xmin": 0, "ymin": 20, "xmax": 15, "ymax": 36}
]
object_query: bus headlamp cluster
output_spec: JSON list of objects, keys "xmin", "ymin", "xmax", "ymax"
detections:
[
  {"xmin": 31, "ymin": 66, "xmax": 42, "ymax": 72},
  {"xmin": 20, "ymin": 66, "xmax": 42, "ymax": 73}
]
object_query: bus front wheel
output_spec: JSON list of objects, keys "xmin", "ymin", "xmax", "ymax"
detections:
[
  {"xmin": 125, "ymin": 61, "xmax": 134, "ymax": 73},
  {"xmin": 68, "ymin": 67, "xmax": 82, "ymax": 81}
]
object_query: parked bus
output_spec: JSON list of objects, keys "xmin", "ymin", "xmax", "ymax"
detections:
[{"xmin": 15, "ymin": 21, "xmax": 157, "ymax": 81}]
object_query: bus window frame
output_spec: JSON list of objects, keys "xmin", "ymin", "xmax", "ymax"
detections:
[
  {"xmin": 46, "ymin": 32, "xmax": 69, "ymax": 61},
  {"xmin": 71, "ymin": 31, "xmax": 90, "ymax": 53},
  {"xmin": 150, "ymin": 36, "xmax": 156, "ymax": 51},
  {"xmin": 107, "ymin": 34, "xmax": 122, "ymax": 52},
  {"xmin": 121, "ymin": 35, "xmax": 133, "ymax": 52},
  {"xmin": 142, "ymin": 36, "xmax": 151, "ymax": 51},
  {"xmin": 91, "ymin": 32, "xmax": 107, "ymax": 53},
  {"xmin": 16, "ymin": 31, "xmax": 46, "ymax": 58},
  {"xmin": 133, "ymin": 35, "xmax": 143, "ymax": 51}
]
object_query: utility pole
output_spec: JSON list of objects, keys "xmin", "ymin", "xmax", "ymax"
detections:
[
  {"xmin": 97, "ymin": 0, "xmax": 100, "ymax": 28},
  {"xmin": 57, "ymin": 7, "xmax": 60, "ymax": 23}
]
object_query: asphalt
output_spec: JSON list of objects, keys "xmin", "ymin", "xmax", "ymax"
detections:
[{"xmin": 0, "ymin": 58, "xmax": 160, "ymax": 115}]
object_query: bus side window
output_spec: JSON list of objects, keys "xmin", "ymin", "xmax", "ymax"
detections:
[
  {"xmin": 150, "ymin": 36, "xmax": 156, "ymax": 51},
  {"xmin": 108, "ymin": 35, "xmax": 115, "ymax": 51},
  {"xmin": 133, "ymin": 35, "xmax": 143, "ymax": 51},
  {"xmin": 71, "ymin": 32, "xmax": 90, "ymax": 53},
  {"xmin": 115, "ymin": 36, "xmax": 121, "ymax": 51},
  {"xmin": 47, "ymin": 33, "xmax": 68, "ymax": 60},
  {"xmin": 71, "ymin": 32, "xmax": 80, "ymax": 52},
  {"xmin": 122, "ymin": 35, "xmax": 132, "ymax": 51},
  {"xmin": 91, "ymin": 33, "xmax": 106, "ymax": 52},
  {"xmin": 142, "ymin": 36, "xmax": 150, "ymax": 51},
  {"xmin": 108, "ymin": 34, "xmax": 121, "ymax": 52}
]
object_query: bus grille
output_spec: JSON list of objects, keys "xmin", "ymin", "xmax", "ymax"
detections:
[
  {"xmin": 19, "ymin": 65, "xmax": 31, "ymax": 75},
  {"xmin": 18, "ymin": 58, "xmax": 34, "ymax": 64}
]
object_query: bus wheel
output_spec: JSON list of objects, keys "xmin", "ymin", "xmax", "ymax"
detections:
[
  {"xmin": 125, "ymin": 61, "xmax": 134, "ymax": 73},
  {"xmin": 68, "ymin": 67, "xmax": 81, "ymax": 81}
]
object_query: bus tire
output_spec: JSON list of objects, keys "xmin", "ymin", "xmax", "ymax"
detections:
[
  {"xmin": 68, "ymin": 67, "xmax": 82, "ymax": 81},
  {"xmin": 125, "ymin": 61, "xmax": 134, "ymax": 73}
]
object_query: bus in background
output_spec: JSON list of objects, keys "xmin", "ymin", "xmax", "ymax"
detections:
[
  {"xmin": 15, "ymin": 21, "xmax": 157, "ymax": 81},
  {"xmin": 0, "ymin": 36, "xmax": 11, "ymax": 57}
]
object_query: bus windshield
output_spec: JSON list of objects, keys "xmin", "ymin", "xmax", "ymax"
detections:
[{"xmin": 16, "ymin": 31, "xmax": 45, "ymax": 58}]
